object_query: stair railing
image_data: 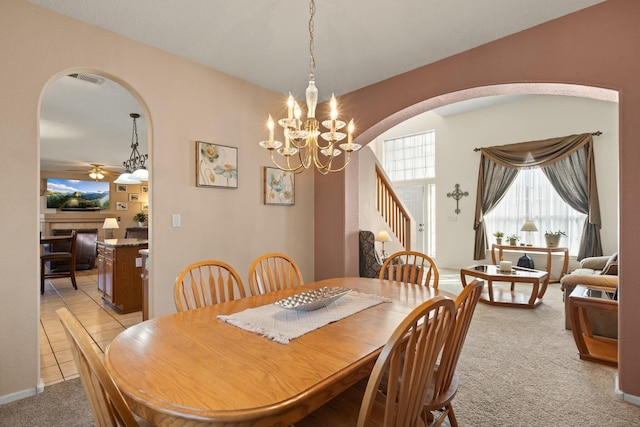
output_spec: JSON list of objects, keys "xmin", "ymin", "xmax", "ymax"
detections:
[{"xmin": 375, "ymin": 164, "xmax": 412, "ymax": 249}]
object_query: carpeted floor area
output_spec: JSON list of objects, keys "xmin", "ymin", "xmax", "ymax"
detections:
[{"xmin": 2, "ymin": 271, "xmax": 639, "ymax": 426}]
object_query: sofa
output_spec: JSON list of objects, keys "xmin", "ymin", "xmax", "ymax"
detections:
[{"xmin": 560, "ymin": 253, "xmax": 618, "ymax": 338}]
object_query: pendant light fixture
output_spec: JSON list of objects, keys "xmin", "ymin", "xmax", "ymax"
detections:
[{"xmin": 114, "ymin": 113, "xmax": 148, "ymax": 184}]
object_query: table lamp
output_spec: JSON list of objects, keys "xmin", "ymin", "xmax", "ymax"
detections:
[
  {"xmin": 103, "ymin": 217, "xmax": 119, "ymax": 239},
  {"xmin": 520, "ymin": 220, "xmax": 538, "ymax": 246},
  {"xmin": 376, "ymin": 230, "xmax": 392, "ymax": 259}
]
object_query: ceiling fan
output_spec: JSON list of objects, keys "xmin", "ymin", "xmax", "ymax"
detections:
[{"xmin": 67, "ymin": 163, "xmax": 114, "ymax": 181}]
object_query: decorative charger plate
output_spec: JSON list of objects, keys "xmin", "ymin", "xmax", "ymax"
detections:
[{"xmin": 274, "ymin": 287, "xmax": 351, "ymax": 311}]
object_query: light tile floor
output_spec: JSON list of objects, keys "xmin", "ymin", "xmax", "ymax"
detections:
[{"xmin": 40, "ymin": 269, "xmax": 142, "ymax": 386}]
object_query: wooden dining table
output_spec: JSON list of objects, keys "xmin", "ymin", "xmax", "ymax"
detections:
[{"xmin": 105, "ymin": 276, "xmax": 456, "ymax": 427}]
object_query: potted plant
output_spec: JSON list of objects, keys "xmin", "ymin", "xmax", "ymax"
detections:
[
  {"xmin": 544, "ymin": 230, "xmax": 566, "ymax": 248},
  {"xmin": 506, "ymin": 234, "xmax": 520, "ymax": 246},
  {"xmin": 134, "ymin": 211, "xmax": 147, "ymax": 227},
  {"xmin": 493, "ymin": 231, "xmax": 504, "ymax": 245}
]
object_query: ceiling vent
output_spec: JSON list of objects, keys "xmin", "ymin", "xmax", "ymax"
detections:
[{"xmin": 68, "ymin": 73, "xmax": 105, "ymax": 86}]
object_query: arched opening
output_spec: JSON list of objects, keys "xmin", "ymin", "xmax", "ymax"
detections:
[{"xmin": 38, "ymin": 69, "xmax": 152, "ymax": 386}]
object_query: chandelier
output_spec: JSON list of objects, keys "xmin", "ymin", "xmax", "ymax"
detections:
[
  {"xmin": 114, "ymin": 113, "xmax": 148, "ymax": 184},
  {"xmin": 258, "ymin": 0, "xmax": 361, "ymax": 174}
]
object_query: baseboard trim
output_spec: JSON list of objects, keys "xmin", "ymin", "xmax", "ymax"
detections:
[{"xmin": 614, "ymin": 373, "xmax": 640, "ymax": 406}]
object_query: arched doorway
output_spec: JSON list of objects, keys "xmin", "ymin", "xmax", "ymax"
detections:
[{"xmin": 38, "ymin": 70, "xmax": 151, "ymax": 385}]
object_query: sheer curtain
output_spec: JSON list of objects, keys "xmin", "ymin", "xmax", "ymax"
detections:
[
  {"xmin": 483, "ymin": 168, "xmax": 587, "ymax": 255},
  {"xmin": 473, "ymin": 133, "xmax": 602, "ymax": 260}
]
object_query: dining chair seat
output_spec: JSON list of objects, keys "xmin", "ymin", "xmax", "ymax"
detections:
[
  {"xmin": 174, "ymin": 260, "xmax": 246, "ymax": 312},
  {"xmin": 40, "ymin": 230, "xmax": 77, "ymax": 294}
]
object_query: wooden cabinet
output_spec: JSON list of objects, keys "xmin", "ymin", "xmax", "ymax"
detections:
[{"xmin": 97, "ymin": 240, "xmax": 148, "ymax": 314}]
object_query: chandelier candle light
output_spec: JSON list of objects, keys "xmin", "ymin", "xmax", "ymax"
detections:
[{"xmin": 259, "ymin": 0, "xmax": 361, "ymax": 174}]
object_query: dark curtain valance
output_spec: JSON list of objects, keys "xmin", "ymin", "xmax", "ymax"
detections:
[{"xmin": 473, "ymin": 133, "xmax": 602, "ymax": 260}]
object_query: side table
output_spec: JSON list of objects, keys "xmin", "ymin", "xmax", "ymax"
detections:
[{"xmin": 568, "ymin": 285, "xmax": 618, "ymax": 367}]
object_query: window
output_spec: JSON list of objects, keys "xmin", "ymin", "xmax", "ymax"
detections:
[
  {"xmin": 383, "ymin": 131, "xmax": 435, "ymax": 181},
  {"xmin": 383, "ymin": 131, "xmax": 436, "ymax": 256},
  {"xmin": 484, "ymin": 168, "xmax": 586, "ymax": 255}
]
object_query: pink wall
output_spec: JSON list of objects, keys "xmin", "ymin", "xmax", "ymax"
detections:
[{"xmin": 315, "ymin": 0, "xmax": 640, "ymax": 397}]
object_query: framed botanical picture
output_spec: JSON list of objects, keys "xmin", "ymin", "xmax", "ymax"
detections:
[
  {"xmin": 141, "ymin": 203, "xmax": 149, "ymax": 210},
  {"xmin": 196, "ymin": 141, "xmax": 238, "ymax": 188},
  {"xmin": 116, "ymin": 184, "xmax": 128, "ymax": 193},
  {"xmin": 116, "ymin": 202, "xmax": 128, "ymax": 211},
  {"xmin": 263, "ymin": 166, "xmax": 295, "ymax": 206},
  {"xmin": 128, "ymin": 193, "xmax": 140, "ymax": 202},
  {"xmin": 141, "ymin": 185, "xmax": 148, "ymax": 193}
]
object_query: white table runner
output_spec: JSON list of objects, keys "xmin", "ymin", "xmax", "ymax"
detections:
[{"xmin": 217, "ymin": 291, "xmax": 390, "ymax": 344}]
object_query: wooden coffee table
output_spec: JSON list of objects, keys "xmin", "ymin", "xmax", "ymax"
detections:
[{"xmin": 460, "ymin": 264, "xmax": 549, "ymax": 308}]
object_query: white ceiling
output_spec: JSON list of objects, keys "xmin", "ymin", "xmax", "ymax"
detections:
[{"xmin": 32, "ymin": 0, "xmax": 604, "ymax": 174}]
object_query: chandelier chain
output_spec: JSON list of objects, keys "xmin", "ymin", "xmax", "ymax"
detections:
[{"xmin": 308, "ymin": 0, "xmax": 315, "ymax": 81}]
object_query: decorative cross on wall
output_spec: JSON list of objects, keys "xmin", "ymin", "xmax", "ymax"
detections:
[{"xmin": 446, "ymin": 183, "xmax": 469, "ymax": 215}]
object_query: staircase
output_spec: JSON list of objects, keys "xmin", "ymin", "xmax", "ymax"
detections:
[{"xmin": 375, "ymin": 164, "xmax": 412, "ymax": 249}]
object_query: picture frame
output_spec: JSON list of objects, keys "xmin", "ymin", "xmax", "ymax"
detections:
[
  {"xmin": 116, "ymin": 202, "xmax": 128, "ymax": 211},
  {"xmin": 116, "ymin": 184, "xmax": 128, "ymax": 193},
  {"xmin": 196, "ymin": 141, "xmax": 238, "ymax": 188},
  {"xmin": 141, "ymin": 203, "xmax": 149, "ymax": 211},
  {"xmin": 141, "ymin": 185, "xmax": 148, "ymax": 193},
  {"xmin": 263, "ymin": 166, "xmax": 295, "ymax": 206},
  {"xmin": 128, "ymin": 193, "xmax": 140, "ymax": 202}
]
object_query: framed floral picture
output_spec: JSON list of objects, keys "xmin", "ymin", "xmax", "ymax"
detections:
[
  {"xmin": 196, "ymin": 141, "xmax": 238, "ymax": 188},
  {"xmin": 263, "ymin": 166, "xmax": 295, "ymax": 206}
]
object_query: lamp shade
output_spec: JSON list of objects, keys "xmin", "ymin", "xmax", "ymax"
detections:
[
  {"xmin": 520, "ymin": 220, "xmax": 538, "ymax": 232},
  {"xmin": 375, "ymin": 230, "xmax": 392, "ymax": 243},
  {"xmin": 103, "ymin": 218, "xmax": 119, "ymax": 230},
  {"xmin": 131, "ymin": 168, "xmax": 149, "ymax": 181},
  {"xmin": 114, "ymin": 172, "xmax": 141, "ymax": 184}
]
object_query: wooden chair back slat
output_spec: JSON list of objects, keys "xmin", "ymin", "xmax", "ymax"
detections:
[
  {"xmin": 248, "ymin": 253, "xmax": 304, "ymax": 295},
  {"xmin": 174, "ymin": 260, "xmax": 246, "ymax": 312},
  {"xmin": 56, "ymin": 307, "xmax": 140, "ymax": 427},
  {"xmin": 380, "ymin": 250, "xmax": 439, "ymax": 288}
]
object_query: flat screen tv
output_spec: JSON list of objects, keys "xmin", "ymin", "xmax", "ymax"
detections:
[{"xmin": 46, "ymin": 178, "xmax": 110, "ymax": 211}]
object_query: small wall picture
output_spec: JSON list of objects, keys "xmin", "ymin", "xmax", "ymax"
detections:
[
  {"xmin": 196, "ymin": 141, "xmax": 238, "ymax": 188},
  {"xmin": 128, "ymin": 193, "xmax": 140, "ymax": 202},
  {"xmin": 116, "ymin": 202, "xmax": 128, "ymax": 211},
  {"xmin": 264, "ymin": 166, "xmax": 295, "ymax": 206},
  {"xmin": 141, "ymin": 203, "xmax": 149, "ymax": 210},
  {"xmin": 141, "ymin": 185, "xmax": 148, "ymax": 193},
  {"xmin": 116, "ymin": 184, "xmax": 128, "ymax": 192}
]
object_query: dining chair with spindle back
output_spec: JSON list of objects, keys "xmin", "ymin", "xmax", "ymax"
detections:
[
  {"xmin": 295, "ymin": 295, "xmax": 456, "ymax": 427},
  {"xmin": 423, "ymin": 279, "xmax": 484, "ymax": 427},
  {"xmin": 380, "ymin": 250, "xmax": 440, "ymax": 288},
  {"xmin": 248, "ymin": 252, "xmax": 304, "ymax": 295},
  {"xmin": 174, "ymin": 260, "xmax": 246, "ymax": 312},
  {"xmin": 56, "ymin": 307, "xmax": 141, "ymax": 427}
]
